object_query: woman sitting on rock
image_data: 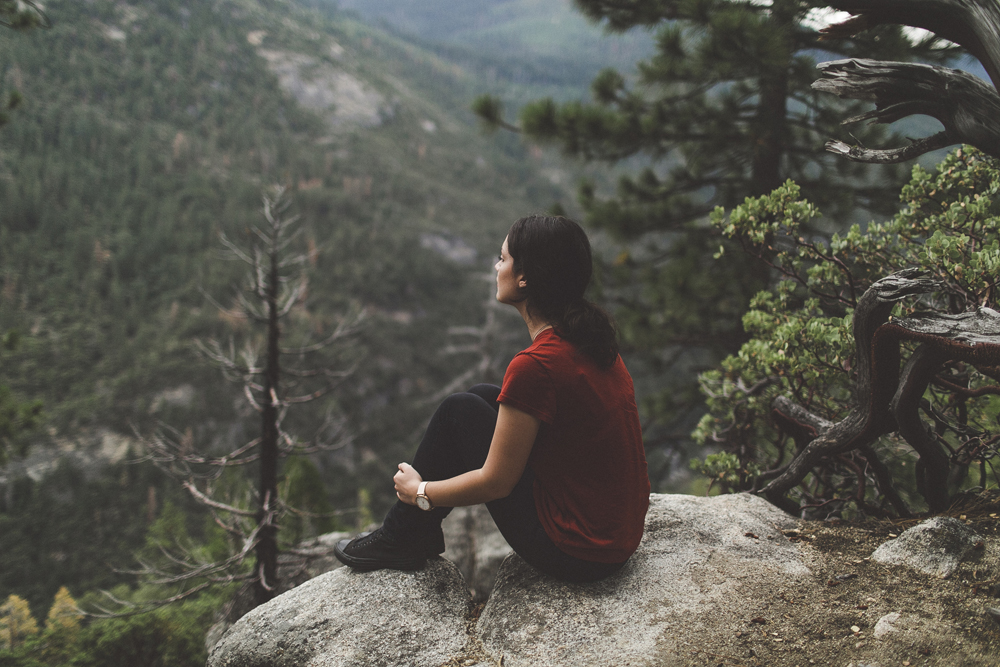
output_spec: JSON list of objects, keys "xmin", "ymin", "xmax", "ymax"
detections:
[{"xmin": 335, "ymin": 214, "xmax": 649, "ymax": 583}]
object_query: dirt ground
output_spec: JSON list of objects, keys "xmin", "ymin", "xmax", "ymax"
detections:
[
  {"xmin": 678, "ymin": 490, "xmax": 1000, "ymax": 667},
  {"xmin": 443, "ymin": 490, "xmax": 1000, "ymax": 667}
]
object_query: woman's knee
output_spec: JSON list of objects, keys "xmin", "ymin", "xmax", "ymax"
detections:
[
  {"xmin": 434, "ymin": 392, "xmax": 499, "ymax": 439},
  {"xmin": 438, "ymin": 391, "xmax": 485, "ymax": 417},
  {"xmin": 437, "ymin": 387, "xmax": 499, "ymax": 419},
  {"xmin": 466, "ymin": 383, "xmax": 501, "ymax": 406}
]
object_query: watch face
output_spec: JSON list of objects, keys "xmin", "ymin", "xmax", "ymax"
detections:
[{"xmin": 416, "ymin": 496, "xmax": 431, "ymax": 511}]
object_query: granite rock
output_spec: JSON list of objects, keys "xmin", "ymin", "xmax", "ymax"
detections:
[
  {"xmin": 442, "ymin": 504, "xmax": 512, "ymax": 602},
  {"xmin": 871, "ymin": 516, "xmax": 981, "ymax": 578},
  {"xmin": 207, "ymin": 558, "xmax": 471, "ymax": 667},
  {"xmin": 477, "ymin": 492, "xmax": 807, "ymax": 666}
]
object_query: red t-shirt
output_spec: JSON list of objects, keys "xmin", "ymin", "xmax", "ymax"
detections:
[{"xmin": 498, "ymin": 329, "xmax": 649, "ymax": 562}]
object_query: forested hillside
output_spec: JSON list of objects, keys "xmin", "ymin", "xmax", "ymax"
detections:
[{"xmin": 0, "ymin": 0, "xmax": 580, "ymax": 635}]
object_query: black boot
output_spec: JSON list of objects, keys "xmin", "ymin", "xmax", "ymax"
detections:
[{"xmin": 334, "ymin": 527, "xmax": 436, "ymax": 572}]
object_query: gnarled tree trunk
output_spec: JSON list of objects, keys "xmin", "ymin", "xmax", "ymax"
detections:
[{"xmin": 815, "ymin": 0, "xmax": 1000, "ymax": 162}]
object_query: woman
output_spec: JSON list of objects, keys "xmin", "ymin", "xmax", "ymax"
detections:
[{"xmin": 335, "ymin": 214, "xmax": 649, "ymax": 583}]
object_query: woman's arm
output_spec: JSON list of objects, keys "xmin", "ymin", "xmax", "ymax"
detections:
[{"xmin": 394, "ymin": 403, "xmax": 540, "ymax": 508}]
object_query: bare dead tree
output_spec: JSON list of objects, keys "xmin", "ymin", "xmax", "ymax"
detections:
[{"xmin": 109, "ymin": 186, "xmax": 363, "ymax": 615}]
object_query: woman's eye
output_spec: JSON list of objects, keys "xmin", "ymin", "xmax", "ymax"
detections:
[{"xmin": 497, "ymin": 254, "xmax": 503, "ymax": 262}]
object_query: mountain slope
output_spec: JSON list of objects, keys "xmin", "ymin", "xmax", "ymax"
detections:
[
  {"xmin": 0, "ymin": 0, "xmax": 596, "ymax": 616},
  {"xmin": 0, "ymin": 0, "xmax": 567, "ymax": 481}
]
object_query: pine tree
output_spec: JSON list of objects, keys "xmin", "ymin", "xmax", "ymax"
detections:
[
  {"xmin": 45, "ymin": 587, "xmax": 80, "ymax": 635},
  {"xmin": 474, "ymin": 0, "xmax": 957, "ymax": 457},
  {"xmin": 0, "ymin": 594, "xmax": 38, "ymax": 649}
]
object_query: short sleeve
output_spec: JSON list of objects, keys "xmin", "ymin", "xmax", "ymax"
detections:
[{"xmin": 498, "ymin": 352, "xmax": 556, "ymax": 423}]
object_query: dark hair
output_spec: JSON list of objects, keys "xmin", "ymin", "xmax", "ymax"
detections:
[{"xmin": 507, "ymin": 214, "xmax": 619, "ymax": 367}]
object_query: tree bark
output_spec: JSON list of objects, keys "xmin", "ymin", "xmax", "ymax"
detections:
[
  {"xmin": 823, "ymin": 0, "xmax": 1000, "ymax": 92},
  {"xmin": 769, "ymin": 395, "xmax": 911, "ymax": 516},
  {"xmin": 762, "ymin": 269, "xmax": 941, "ymax": 506},
  {"xmin": 813, "ymin": 59, "xmax": 1000, "ymax": 162},
  {"xmin": 771, "ymin": 394, "xmax": 832, "ymax": 447},
  {"xmin": 750, "ymin": 2, "xmax": 794, "ymax": 197},
  {"xmin": 882, "ymin": 310, "xmax": 1000, "ymax": 511},
  {"xmin": 813, "ymin": 0, "xmax": 1000, "ymax": 163},
  {"xmin": 767, "ymin": 297, "xmax": 1000, "ymax": 515},
  {"xmin": 889, "ymin": 343, "xmax": 950, "ymax": 512},
  {"xmin": 255, "ymin": 213, "xmax": 282, "ymax": 606}
]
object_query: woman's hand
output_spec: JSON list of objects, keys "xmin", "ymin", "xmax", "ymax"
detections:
[{"xmin": 393, "ymin": 462, "xmax": 423, "ymax": 505}]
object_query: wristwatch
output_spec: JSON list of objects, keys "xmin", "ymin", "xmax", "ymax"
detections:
[{"xmin": 416, "ymin": 481, "xmax": 433, "ymax": 511}]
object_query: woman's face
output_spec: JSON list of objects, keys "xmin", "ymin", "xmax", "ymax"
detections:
[{"xmin": 495, "ymin": 236, "xmax": 524, "ymax": 305}]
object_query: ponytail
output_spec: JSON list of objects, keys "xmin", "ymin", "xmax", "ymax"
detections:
[
  {"xmin": 557, "ymin": 299, "xmax": 619, "ymax": 368},
  {"xmin": 508, "ymin": 214, "xmax": 620, "ymax": 368}
]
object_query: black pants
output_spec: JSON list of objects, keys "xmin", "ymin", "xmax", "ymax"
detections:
[{"xmin": 382, "ymin": 384, "xmax": 625, "ymax": 583}]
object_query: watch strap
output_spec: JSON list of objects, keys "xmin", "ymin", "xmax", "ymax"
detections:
[{"xmin": 417, "ymin": 481, "xmax": 432, "ymax": 510}]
